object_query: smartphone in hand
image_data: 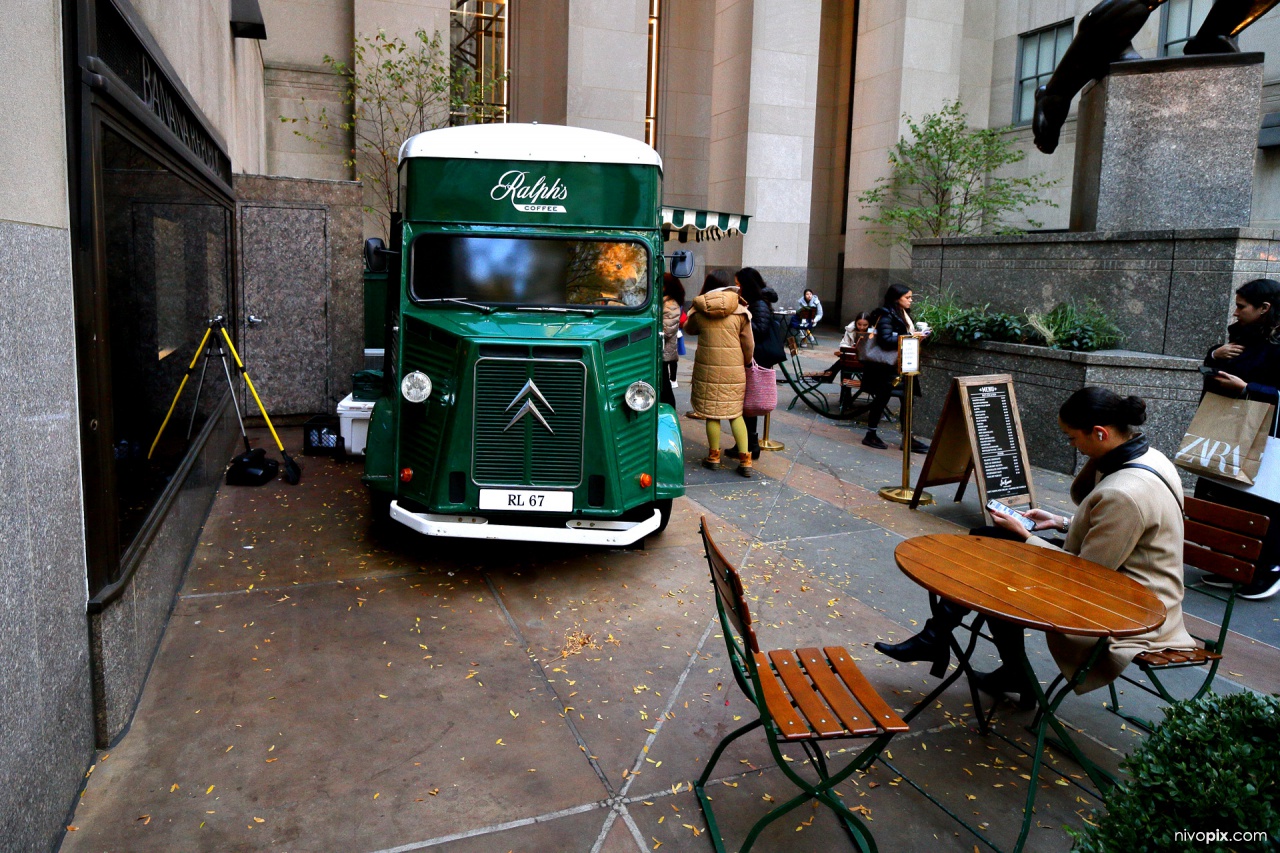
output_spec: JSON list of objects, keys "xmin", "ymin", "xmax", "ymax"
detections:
[
  {"xmin": 986, "ymin": 498, "xmax": 1037, "ymax": 532},
  {"xmin": 1199, "ymin": 365, "xmax": 1221, "ymax": 377}
]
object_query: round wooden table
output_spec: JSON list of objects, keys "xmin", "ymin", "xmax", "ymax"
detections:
[
  {"xmin": 890, "ymin": 533, "xmax": 1169, "ymax": 853},
  {"xmin": 895, "ymin": 534, "xmax": 1166, "ymax": 638}
]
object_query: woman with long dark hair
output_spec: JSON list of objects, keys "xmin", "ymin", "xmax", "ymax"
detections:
[
  {"xmin": 875, "ymin": 388, "xmax": 1196, "ymax": 704},
  {"xmin": 1196, "ymin": 277, "xmax": 1280, "ymax": 599},
  {"xmin": 661, "ymin": 274, "xmax": 685, "ymax": 403},
  {"xmin": 730, "ymin": 267, "xmax": 780, "ymax": 459},
  {"xmin": 861, "ymin": 283, "xmax": 926, "ymax": 451}
]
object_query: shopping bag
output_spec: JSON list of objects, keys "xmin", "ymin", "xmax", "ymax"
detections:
[
  {"xmin": 1173, "ymin": 393, "xmax": 1274, "ymax": 486},
  {"xmin": 743, "ymin": 361, "xmax": 778, "ymax": 416},
  {"xmin": 676, "ymin": 330, "xmax": 685, "ymax": 356}
]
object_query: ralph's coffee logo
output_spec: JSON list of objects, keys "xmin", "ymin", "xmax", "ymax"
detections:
[{"xmin": 490, "ymin": 170, "xmax": 568, "ymax": 213}]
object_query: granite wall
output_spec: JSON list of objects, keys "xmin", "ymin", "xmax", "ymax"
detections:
[
  {"xmin": 912, "ymin": 229, "xmax": 1280, "ymax": 360},
  {"xmin": 234, "ymin": 175, "xmax": 364, "ymax": 417},
  {"xmin": 916, "ymin": 342, "xmax": 1202, "ymax": 483},
  {"xmin": 88, "ymin": 398, "xmax": 239, "ymax": 746},
  {"xmin": 0, "ymin": 221, "xmax": 95, "ymax": 849}
]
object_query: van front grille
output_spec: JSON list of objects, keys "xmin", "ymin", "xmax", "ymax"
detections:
[{"xmin": 473, "ymin": 358, "xmax": 585, "ymax": 487}]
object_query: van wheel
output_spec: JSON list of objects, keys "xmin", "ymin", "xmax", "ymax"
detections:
[
  {"xmin": 652, "ymin": 499, "xmax": 673, "ymax": 535},
  {"xmin": 369, "ymin": 489, "xmax": 393, "ymax": 532}
]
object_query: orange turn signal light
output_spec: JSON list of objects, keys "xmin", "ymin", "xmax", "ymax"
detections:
[
  {"xmin": 400, "ymin": 467, "xmax": 414, "ymax": 483},
  {"xmin": 639, "ymin": 472, "xmax": 652, "ymax": 488}
]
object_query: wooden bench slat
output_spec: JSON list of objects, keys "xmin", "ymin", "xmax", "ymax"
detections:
[
  {"xmin": 1185, "ymin": 518, "xmax": 1263, "ymax": 562},
  {"xmin": 1136, "ymin": 647, "xmax": 1220, "ymax": 667},
  {"xmin": 796, "ymin": 647, "xmax": 879, "ymax": 736},
  {"xmin": 768, "ymin": 650, "xmax": 845, "ymax": 738},
  {"xmin": 753, "ymin": 652, "xmax": 812, "ymax": 740},
  {"xmin": 824, "ymin": 646, "xmax": 908, "ymax": 732},
  {"xmin": 1185, "ymin": 495, "xmax": 1271, "ymax": 538},
  {"xmin": 1185, "ymin": 542, "xmax": 1255, "ymax": 585}
]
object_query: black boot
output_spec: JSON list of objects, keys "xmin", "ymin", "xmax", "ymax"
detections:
[
  {"xmin": 972, "ymin": 665, "xmax": 1036, "ymax": 711},
  {"xmin": 748, "ymin": 433, "xmax": 761, "ymax": 461},
  {"xmin": 875, "ymin": 622, "xmax": 950, "ymax": 677}
]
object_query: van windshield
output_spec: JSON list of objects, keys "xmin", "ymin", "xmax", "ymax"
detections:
[{"xmin": 409, "ymin": 234, "xmax": 650, "ymax": 309}]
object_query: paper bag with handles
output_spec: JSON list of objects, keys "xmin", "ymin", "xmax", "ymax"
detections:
[{"xmin": 1173, "ymin": 393, "xmax": 1274, "ymax": 486}]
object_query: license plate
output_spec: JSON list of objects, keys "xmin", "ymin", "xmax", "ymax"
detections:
[{"xmin": 479, "ymin": 489, "xmax": 573, "ymax": 513}]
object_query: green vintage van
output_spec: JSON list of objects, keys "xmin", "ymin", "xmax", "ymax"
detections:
[{"xmin": 362, "ymin": 123, "xmax": 685, "ymax": 546}]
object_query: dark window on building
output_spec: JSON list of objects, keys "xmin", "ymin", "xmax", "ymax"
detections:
[
  {"xmin": 1015, "ymin": 20, "xmax": 1073, "ymax": 124},
  {"xmin": 100, "ymin": 124, "xmax": 233, "ymax": 562},
  {"xmin": 1160, "ymin": 0, "xmax": 1214, "ymax": 56}
]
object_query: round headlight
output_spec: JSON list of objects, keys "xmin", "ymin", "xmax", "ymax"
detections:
[
  {"xmin": 400, "ymin": 370, "xmax": 432, "ymax": 403},
  {"xmin": 625, "ymin": 381, "xmax": 656, "ymax": 412}
]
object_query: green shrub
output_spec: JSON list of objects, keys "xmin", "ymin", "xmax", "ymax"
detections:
[
  {"xmin": 1025, "ymin": 300, "xmax": 1122, "ymax": 352},
  {"xmin": 1070, "ymin": 692, "xmax": 1280, "ymax": 853}
]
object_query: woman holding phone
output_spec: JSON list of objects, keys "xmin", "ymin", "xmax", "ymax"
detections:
[
  {"xmin": 875, "ymin": 388, "xmax": 1196, "ymax": 705},
  {"xmin": 1196, "ymin": 277, "xmax": 1280, "ymax": 600}
]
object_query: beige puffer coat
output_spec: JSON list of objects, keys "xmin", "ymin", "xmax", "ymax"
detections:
[
  {"xmin": 1029, "ymin": 446, "xmax": 1196, "ymax": 693},
  {"xmin": 684, "ymin": 288, "xmax": 754, "ymax": 419},
  {"xmin": 662, "ymin": 296, "xmax": 681, "ymax": 363}
]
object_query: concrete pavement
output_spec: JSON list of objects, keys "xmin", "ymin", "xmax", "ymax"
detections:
[{"xmin": 59, "ymin": 332, "xmax": 1278, "ymax": 852}]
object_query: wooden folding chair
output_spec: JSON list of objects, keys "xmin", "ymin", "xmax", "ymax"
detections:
[
  {"xmin": 1106, "ymin": 495, "xmax": 1269, "ymax": 731},
  {"xmin": 696, "ymin": 518, "xmax": 907, "ymax": 853}
]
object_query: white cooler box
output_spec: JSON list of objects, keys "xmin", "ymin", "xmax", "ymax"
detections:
[{"xmin": 337, "ymin": 394, "xmax": 375, "ymax": 455}]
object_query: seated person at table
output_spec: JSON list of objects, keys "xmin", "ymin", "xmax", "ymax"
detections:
[
  {"xmin": 813, "ymin": 312, "xmax": 874, "ymax": 382},
  {"xmin": 874, "ymin": 387, "xmax": 1197, "ymax": 704}
]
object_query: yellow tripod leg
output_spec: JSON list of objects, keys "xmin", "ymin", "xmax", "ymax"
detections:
[
  {"xmin": 148, "ymin": 326, "xmax": 214, "ymax": 459},
  {"xmin": 218, "ymin": 325, "xmax": 287, "ymax": 453}
]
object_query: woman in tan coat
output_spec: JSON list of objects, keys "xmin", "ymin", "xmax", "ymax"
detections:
[
  {"xmin": 876, "ymin": 387, "xmax": 1196, "ymax": 703},
  {"xmin": 684, "ymin": 272, "xmax": 755, "ymax": 476}
]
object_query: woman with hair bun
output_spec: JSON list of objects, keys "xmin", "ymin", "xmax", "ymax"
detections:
[
  {"xmin": 875, "ymin": 387, "xmax": 1196, "ymax": 705},
  {"xmin": 1196, "ymin": 277, "xmax": 1280, "ymax": 600}
]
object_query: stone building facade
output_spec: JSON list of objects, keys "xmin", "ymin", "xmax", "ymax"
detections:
[{"xmin": 6, "ymin": 1, "xmax": 1280, "ymax": 849}]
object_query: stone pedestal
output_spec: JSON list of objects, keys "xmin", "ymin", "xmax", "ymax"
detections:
[{"xmin": 1070, "ymin": 54, "xmax": 1263, "ymax": 232}]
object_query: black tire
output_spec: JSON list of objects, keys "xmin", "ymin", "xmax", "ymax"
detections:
[
  {"xmin": 369, "ymin": 488, "xmax": 394, "ymax": 534},
  {"xmin": 652, "ymin": 498, "xmax": 673, "ymax": 535},
  {"xmin": 333, "ymin": 438, "xmax": 347, "ymax": 461}
]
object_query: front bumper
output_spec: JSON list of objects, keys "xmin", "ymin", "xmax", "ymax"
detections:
[{"xmin": 389, "ymin": 501, "xmax": 661, "ymax": 546}]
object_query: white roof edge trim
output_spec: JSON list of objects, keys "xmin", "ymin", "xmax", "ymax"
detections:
[{"xmin": 398, "ymin": 124, "xmax": 662, "ymax": 169}]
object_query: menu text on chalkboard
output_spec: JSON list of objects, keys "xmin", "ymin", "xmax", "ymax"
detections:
[
  {"xmin": 963, "ymin": 382, "xmax": 1029, "ymax": 501},
  {"xmin": 910, "ymin": 374, "xmax": 1037, "ymax": 518}
]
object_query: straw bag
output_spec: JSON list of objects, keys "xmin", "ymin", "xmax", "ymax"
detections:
[{"xmin": 743, "ymin": 361, "xmax": 777, "ymax": 417}]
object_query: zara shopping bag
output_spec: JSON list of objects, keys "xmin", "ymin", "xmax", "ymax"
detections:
[
  {"xmin": 1173, "ymin": 393, "xmax": 1274, "ymax": 486},
  {"xmin": 742, "ymin": 361, "xmax": 778, "ymax": 417}
]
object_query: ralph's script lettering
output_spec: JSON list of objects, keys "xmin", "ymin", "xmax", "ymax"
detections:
[{"xmin": 490, "ymin": 170, "xmax": 569, "ymax": 213}]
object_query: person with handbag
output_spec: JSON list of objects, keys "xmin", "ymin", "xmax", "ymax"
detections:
[
  {"xmin": 684, "ymin": 272, "xmax": 756, "ymax": 477},
  {"xmin": 860, "ymin": 284, "xmax": 928, "ymax": 451},
  {"xmin": 660, "ymin": 273, "xmax": 685, "ymax": 405},
  {"xmin": 729, "ymin": 268, "xmax": 781, "ymax": 460},
  {"xmin": 876, "ymin": 388, "xmax": 1197, "ymax": 706},
  {"xmin": 1195, "ymin": 277, "xmax": 1280, "ymax": 600}
]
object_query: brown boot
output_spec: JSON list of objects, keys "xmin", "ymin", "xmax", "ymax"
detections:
[
  {"xmin": 702, "ymin": 448, "xmax": 722, "ymax": 470},
  {"xmin": 735, "ymin": 452, "xmax": 754, "ymax": 478}
]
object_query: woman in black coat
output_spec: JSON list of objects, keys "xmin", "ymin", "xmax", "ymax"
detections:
[
  {"xmin": 732, "ymin": 267, "xmax": 781, "ymax": 459},
  {"xmin": 1196, "ymin": 277, "xmax": 1280, "ymax": 600},
  {"xmin": 861, "ymin": 283, "xmax": 927, "ymax": 451}
]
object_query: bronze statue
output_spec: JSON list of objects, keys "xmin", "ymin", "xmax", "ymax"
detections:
[{"xmin": 1034, "ymin": 0, "xmax": 1280, "ymax": 153}]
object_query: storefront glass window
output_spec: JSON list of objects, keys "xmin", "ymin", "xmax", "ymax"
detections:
[{"xmin": 101, "ymin": 126, "xmax": 233, "ymax": 557}]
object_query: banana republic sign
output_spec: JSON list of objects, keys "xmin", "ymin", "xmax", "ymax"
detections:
[{"xmin": 139, "ymin": 56, "xmax": 229, "ymax": 183}]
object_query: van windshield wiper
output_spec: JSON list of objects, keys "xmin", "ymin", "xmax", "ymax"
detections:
[
  {"xmin": 419, "ymin": 297, "xmax": 495, "ymax": 314},
  {"xmin": 516, "ymin": 306, "xmax": 597, "ymax": 316}
]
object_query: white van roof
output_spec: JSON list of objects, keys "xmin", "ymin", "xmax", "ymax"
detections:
[{"xmin": 399, "ymin": 123, "xmax": 663, "ymax": 168}]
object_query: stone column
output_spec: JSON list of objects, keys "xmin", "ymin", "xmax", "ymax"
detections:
[
  {"xmin": 565, "ymin": 0, "xmax": 649, "ymax": 139},
  {"xmin": 1070, "ymin": 53, "xmax": 1264, "ymax": 232}
]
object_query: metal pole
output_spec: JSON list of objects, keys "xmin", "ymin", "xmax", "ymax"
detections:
[
  {"xmin": 879, "ymin": 372, "xmax": 933, "ymax": 505},
  {"xmin": 759, "ymin": 411, "xmax": 784, "ymax": 452}
]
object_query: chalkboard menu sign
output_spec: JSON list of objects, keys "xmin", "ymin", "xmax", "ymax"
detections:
[
  {"xmin": 963, "ymin": 381, "xmax": 1029, "ymax": 501},
  {"xmin": 910, "ymin": 375, "xmax": 1037, "ymax": 518}
]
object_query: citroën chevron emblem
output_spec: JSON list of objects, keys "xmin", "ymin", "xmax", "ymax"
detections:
[{"xmin": 503, "ymin": 379, "xmax": 555, "ymax": 433}]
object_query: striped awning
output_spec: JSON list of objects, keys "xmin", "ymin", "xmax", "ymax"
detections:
[{"xmin": 660, "ymin": 207, "xmax": 750, "ymax": 243}]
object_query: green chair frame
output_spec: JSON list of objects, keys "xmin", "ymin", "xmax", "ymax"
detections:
[
  {"xmin": 696, "ymin": 518, "xmax": 908, "ymax": 853},
  {"xmin": 777, "ymin": 333, "xmax": 895, "ymax": 422},
  {"xmin": 1105, "ymin": 495, "xmax": 1269, "ymax": 731}
]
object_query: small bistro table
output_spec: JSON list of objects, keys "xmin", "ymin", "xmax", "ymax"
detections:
[{"xmin": 890, "ymin": 534, "xmax": 1167, "ymax": 852}]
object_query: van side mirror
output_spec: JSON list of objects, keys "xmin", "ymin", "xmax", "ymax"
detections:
[
  {"xmin": 667, "ymin": 250, "xmax": 694, "ymax": 279},
  {"xmin": 365, "ymin": 237, "xmax": 389, "ymax": 273}
]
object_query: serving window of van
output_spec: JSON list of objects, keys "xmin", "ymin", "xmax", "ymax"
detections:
[{"xmin": 409, "ymin": 234, "xmax": 650, "ymax": 309}]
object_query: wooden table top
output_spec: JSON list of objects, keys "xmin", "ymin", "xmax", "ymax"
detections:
[{"xmin": 894, "ymin": 535, "xmax": 1166, "ymax": 638}]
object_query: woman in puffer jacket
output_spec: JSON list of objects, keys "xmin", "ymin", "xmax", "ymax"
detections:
[{"xmin": 685, "ymin": 271, "xmax": 756, "ymax": 476}]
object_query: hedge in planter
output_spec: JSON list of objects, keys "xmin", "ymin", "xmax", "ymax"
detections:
[{"xmin": 1071, "ymin": 691, "xmax": 1279, "ymax": 852}]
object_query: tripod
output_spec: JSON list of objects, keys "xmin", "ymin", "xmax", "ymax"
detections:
[{"xmin": 148, "ymin": 315, "xmax": 301, "ymax": 484}]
